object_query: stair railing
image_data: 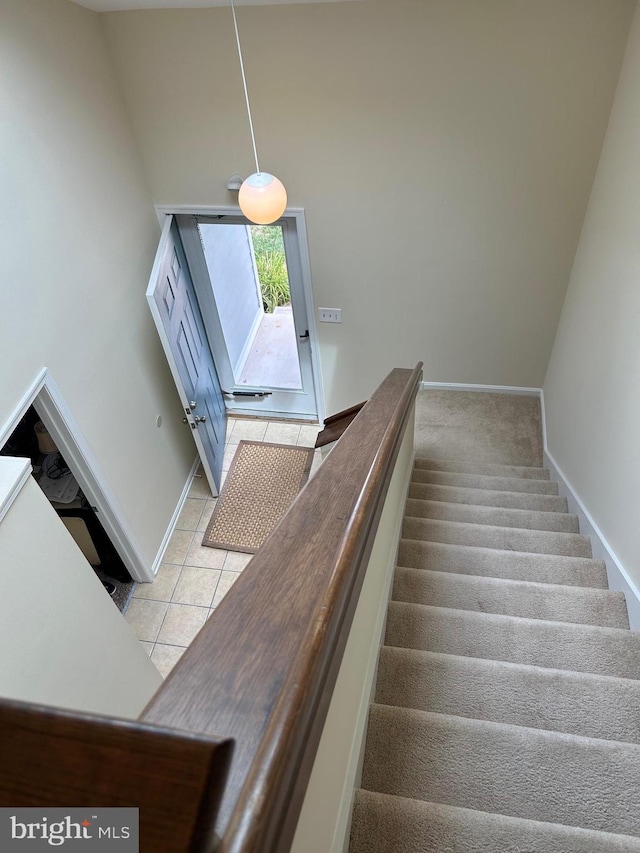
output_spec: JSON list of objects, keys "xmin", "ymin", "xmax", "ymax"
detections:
[{"xmin": 0, "ymin": 363, "xmax": 423, "ymax": 853}]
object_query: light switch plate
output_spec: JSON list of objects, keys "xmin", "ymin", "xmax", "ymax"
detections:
[{"xmin": 318, "ymin": 308, "xmax": 342, "ymax": 323}]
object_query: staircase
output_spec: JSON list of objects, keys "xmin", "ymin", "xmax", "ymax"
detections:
[{"xmin": 350, "ymin": 456, "xmax": 640, "ymax": 852}]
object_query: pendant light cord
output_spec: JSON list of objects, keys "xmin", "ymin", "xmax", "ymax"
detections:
[{"xmin": 231, "ymin": 0, "xmax": 261, "ymax": 175}]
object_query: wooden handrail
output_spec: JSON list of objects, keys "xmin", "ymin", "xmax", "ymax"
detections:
[
  {"xmin": 314, "ymin": 401, "xmax": 366, "ymax": 448},
  {"xmin": 142, "ymin": 363, "xmax": 423, "ymax": 852},
  {"xmin": 0, "ymin": 699, "xmax": 234, "ymax": 851}
]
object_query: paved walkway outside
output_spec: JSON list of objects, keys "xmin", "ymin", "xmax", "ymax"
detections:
[{"xmin": 238, "ymin": 306, "xmax": 301, "ymax": 389}]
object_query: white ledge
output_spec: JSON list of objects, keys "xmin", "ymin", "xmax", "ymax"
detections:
[{"xmin": 0, "ymin": 457, "xmax": 32, "ymax": 525}]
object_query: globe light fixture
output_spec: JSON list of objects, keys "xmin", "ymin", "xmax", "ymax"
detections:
[
  {"xmin": 238, "ymin": 172, "xmax": 287, "ymax": 225},
  {"xmin": 231, "ymin": 0, "xmax": 288, "ymax": 225}
]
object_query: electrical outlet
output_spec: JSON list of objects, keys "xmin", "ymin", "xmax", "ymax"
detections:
[{"xmin": 318, "ymin": 308, "xmax": 342, "ymax": 323}]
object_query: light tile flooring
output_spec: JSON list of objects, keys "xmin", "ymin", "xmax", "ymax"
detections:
[{"xmin": 125, "ymin": 418, "xmax": 323, "ymax": 678}]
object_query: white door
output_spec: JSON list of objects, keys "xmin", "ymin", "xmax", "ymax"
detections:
[
  {"xmin": 176, "ymin": 214, "xmax": 320, "ymax": 421},
  {"xmin": 146, "ymin": 216, "xmax": 227, "ymax": 494}
]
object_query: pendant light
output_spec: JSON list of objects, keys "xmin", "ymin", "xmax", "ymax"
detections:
[{"xmin": 231, "ymin": 0, "xmax": 287, "ymax": 225}]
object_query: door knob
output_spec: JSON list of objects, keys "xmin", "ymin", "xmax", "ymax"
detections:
[
  {"xmin": 190, "ymin": 401, "xmax": 197, "ymax": 410},
  {"xmin": 194, "ymin": 415, "xmax": 207, "ymax": 424}
]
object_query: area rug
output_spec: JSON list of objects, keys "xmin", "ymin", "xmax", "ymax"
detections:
[{"xmin": 202, "ymin": 440, "xmax": 315, "ymax": 554}]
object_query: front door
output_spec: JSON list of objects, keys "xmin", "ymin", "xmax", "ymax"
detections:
[
  {"xmin": 146, "ymin": 216, "xmax": 226, "ymax": 494},
  {"xmin": 176, "ymin": 214, "xmax": 319, "ymax": 421}
]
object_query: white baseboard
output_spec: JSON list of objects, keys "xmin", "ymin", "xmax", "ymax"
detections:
[
  {"xmin": 150, "ymin": 454, "xmax": 201, "ymax": 578},
  {"xmin": 421, "ymin": 381, "xmax": 542, "ymax": 396},
  {"xmin": 539, "ymin": 386, "xmax": 548, "ymax": 458},
  {"xmin": 543, "ymin": 448, "xmax": 640, "ymax": 630}
]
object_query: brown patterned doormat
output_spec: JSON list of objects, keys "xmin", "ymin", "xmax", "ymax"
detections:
[{"xmin": 202, "ymin": 440, "xmax": 315, "ymax": 554}]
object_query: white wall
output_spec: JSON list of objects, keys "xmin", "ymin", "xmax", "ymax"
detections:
[
  {"xmin": 544, "ymin": 2, "xmax": 640, "ymax": 595},
  {"xmin": 102, "ymin": 0, "xmax": 634, "ymax": 412},
  {"xmin": 0, "ymin": 469, "xmax": 161, "ymax": 717},
  {"xmin": 0, "ymin": 0, "xmax": 195, "ymax": 569}
]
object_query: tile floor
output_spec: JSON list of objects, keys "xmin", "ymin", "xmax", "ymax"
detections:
[{"xmin": 124, "ymin": 418, "xmax": 323, "ymax": 678}]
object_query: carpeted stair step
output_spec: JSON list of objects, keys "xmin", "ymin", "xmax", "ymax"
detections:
[
  {"xmin": 403, "ymin": 517, "xmax": 592, "ymax": 557},
  {"xmin": 392, "ymin": 567, "xmax": 628, "ymax": 627},
  {"xmin": 361, "ymin": 706, "xmax": 640, "ymax": 836},
  {"xmin": 375, "ymin": 647, "xmax": 640, "ymax": 743},
  {"xmin": 350, "ymin": 399, "xmax": 639, "ymax": 853},
  {"xmin": 415, "ymin": 457, "xmax": 551, "ymax": 480},
  {"xmin": 350, "ymin": 791, "xmax": 640, "ymax": 853},
  {"xmin": 397, "ymin": 540, "xmax": 608, "ymax": 588},
  {"xmin": 412, "ymin": 468, "xmax": 559, "ymax": 495},
  {"xmin": 385, "ymin": 602, "xmax": 640, "ymax": 678},
  {"xmin": 409, "ymin": 481, "xmax": 569, "ymax": 513},
  {"xmin": 405, "ymin": 497, "xmax": 579, "ymax": 533}
]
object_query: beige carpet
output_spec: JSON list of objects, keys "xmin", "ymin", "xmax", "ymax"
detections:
[
  {"xmin": 349, "ymin": 390, "xmax": 640, "ymax": 853},
  {"xmin": 414, "ymin": 390, "xmax": 543, "ymax": 466},
  {"xmin": 202, "ymin": 440, "xmax": 313, "ymax": 554}
]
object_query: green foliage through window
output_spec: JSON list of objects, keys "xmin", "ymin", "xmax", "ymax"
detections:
[{"xmin": 251, "ymin": 226, "xmax": 290, "ymax": 313}]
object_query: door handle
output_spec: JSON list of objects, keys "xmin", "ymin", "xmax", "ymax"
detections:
[
  {"xmin": 223, "ymin": 390, "xmax": 273, "ymax": 399},
  {"xmin": 299, "ymin": 330, "xmax": 309, "ymax": 340},
  {"xmin": 194, "ymin": 415, "xmax": 207, "ymax": 423}
]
